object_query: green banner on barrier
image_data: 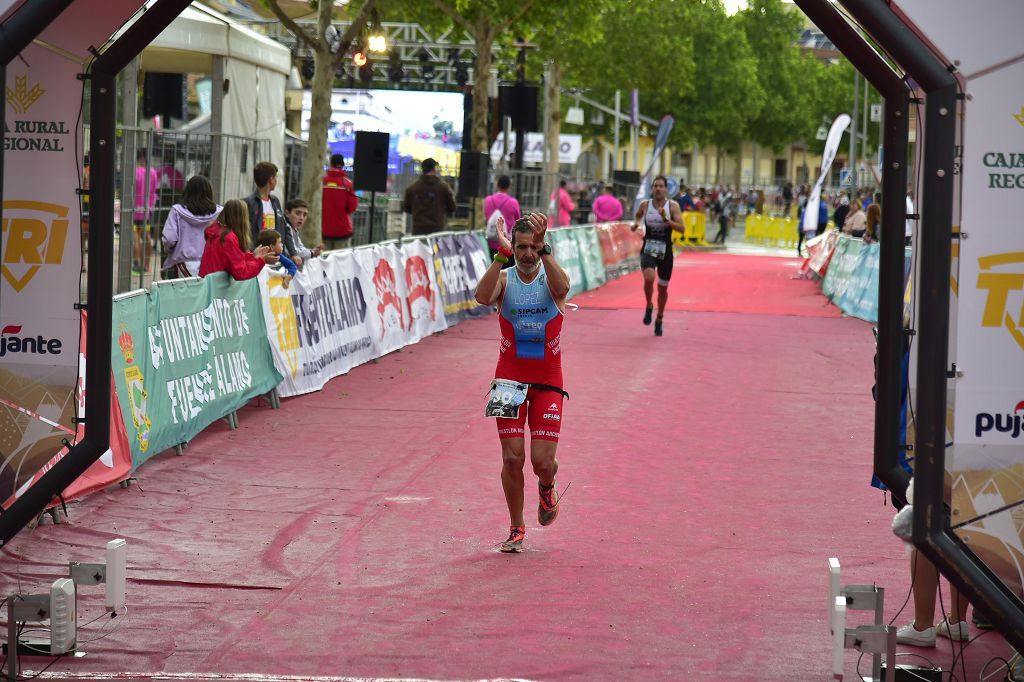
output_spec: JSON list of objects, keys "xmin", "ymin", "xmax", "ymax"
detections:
[
  {"xmin": 574, "ymin": 227, "xmax": 607, "ymax": 289},
  {"xmin": 836, "ymin": 242, "xmax": 880, "ymax": 323},
  {"xmin": 822, "ymin": 237, "xmax": 861, "ymax": 303},
  {"xmin": 111, "ymin": 273, "xmax": 282, "ymax": 469},
  {"xmin": 550, "ymin": 229, "xmax": 587, "ymax": 299}
]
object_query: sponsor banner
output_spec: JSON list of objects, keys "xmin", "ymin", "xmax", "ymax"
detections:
[
  {"xmin": 802, "ymin": 114, "xmax": 851, "ymax": 233},
  {"xmin": 549, "ymin": 229, "xmax": 586, "ymax": 299},
  {"xmin": 488, "ymin": 133, "xmax": 582, "ymax": 165},
  {"xmin": 952, "ymin": 61, "xmax": 1024, "ymax": 449},
  {"xmin": 807, "ymin": 230, "xmax": 840, "ymax": 277},
  {"xmin": 401, "ymin": 239, "xmax": 449, "ymax": 343},
  {"xmin": 356, "ymin": 243, "xmax": 413, "ymax": 357},
  {"xmin": 432, "ymin": 233, "xmax": 490, "ymax": 324},
  {"xmin": 1, "ymin": 44, "xmax": 84, "ymax": 500},
  {"xmin": 112, "ymin": 274, "xmax": 282, "ymax": 468},
  {"xmin": 574, "ymin": 226, "xmax": 607, "ymax": 289},
  {"xmin": 835, "ymin": 241, "xmax": 880, "ymax": 323},
  {"xmin": 2, "ymin": 314, "xmax": 133, "ymax": 509},
  {"xmin": 632, "ymin": 115, "xmax": 675, "ymax": 213},
  {"xmin": 259, "ymin": 251, "xmax": 375, "ymax": 398},
  {"xmin": 596, "ymin": 224, "xmax": 619, "ymax": 273},
  {"xmin": 822, "ymin": 237, "xmax": 862, "ymax": 303}
]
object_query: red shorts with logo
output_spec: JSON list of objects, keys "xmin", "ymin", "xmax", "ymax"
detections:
[{"xmin": 496, "ymin": 387, "xmax": 564, "ymax": 442}]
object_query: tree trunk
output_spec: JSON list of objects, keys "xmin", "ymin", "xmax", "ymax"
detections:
[
  {"xmin": 544, "ymin": 60, "xmax": 561, "ymax": 220},
  {"xmin": 300, "ymin": 47, "xmax": 335, "ymax": 246},
  {"xmin": 733, "ymin": 146, "xmax": 742, "ymax": 191},
  {"xmin": 471, "ymin": 22, "xmax": 494, "ymax": 153}
]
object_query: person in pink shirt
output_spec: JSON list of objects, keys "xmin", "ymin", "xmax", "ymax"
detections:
[
  {"xmin": 133, "ymin": 149, "xmax": 159, "ymax": 272},
  {"xmin": 484, "ymin": 175, "xmax": 522, "ymax": 256},
  {"xmin": 549, "ymin": 179, "xmax": 575, "ymax": 227},
  {"xmin": 591, "ymin": 184, "xmax": 624, "ymax": 223}
]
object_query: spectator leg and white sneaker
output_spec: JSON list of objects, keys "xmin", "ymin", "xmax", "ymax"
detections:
[
  {"xmin": 896, "ymin": 621, "xmax": 936, "ymax": 647},
  {"xmin": 935, "ymin": 617, "xmax": 969, "ymax": 641}
]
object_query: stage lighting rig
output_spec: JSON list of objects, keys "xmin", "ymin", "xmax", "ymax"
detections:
[
  {"xmin": 387, "ymin": 51, "xmax": 404, "ymax": 84},
  {"xmin": 419, "ymin": 49, "xmax": 435, "ymax": 82}
]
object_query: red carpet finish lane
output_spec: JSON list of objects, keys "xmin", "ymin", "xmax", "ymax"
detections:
[
  {"xmin": 576, "ymin": 251, "xmax": 842, "ymax": 317},
  {"xmin": 1, "ymin": 252, "xmax": 1009, "ymax": 680}
]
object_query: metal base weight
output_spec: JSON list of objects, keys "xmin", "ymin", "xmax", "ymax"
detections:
[
  {"xmin": 2, "ymin": 639, "xmax": 87, "ymax": 658},
  {"xmin": 880, "ymin": 663, "xmax": 943, "ymax": 682}
]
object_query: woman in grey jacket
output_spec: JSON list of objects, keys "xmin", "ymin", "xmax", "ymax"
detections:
[{"xmin": 162, "ymin": 175, "xmax": 222, "ymax": 277}]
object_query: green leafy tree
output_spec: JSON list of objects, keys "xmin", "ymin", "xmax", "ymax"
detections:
[
  {"xmin": 536, "ymin": 0, "xmax": 700, "ymax": 179},
  {"xmin": 672, "ymin": 0, "xmax": 764, "ymax": 178},
  {"xmin": 266, "ymin": 0, "xmax": 378, "ymax": 245},
  {"xmin": 413, "ymin": 0, "xmax": 546, "ymax": 154},
  {"xmin": 736, "ymin": 0, "xmax": 819, "ymax": 153}
]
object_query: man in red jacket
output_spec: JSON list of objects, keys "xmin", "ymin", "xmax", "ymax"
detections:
[{"xmin": 322, "ymin": 154, "xmax": 359, "ymax": 251}]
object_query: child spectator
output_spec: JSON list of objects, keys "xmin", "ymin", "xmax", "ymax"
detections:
[
  {"xmin": 284, "ymin": 198, "xmax": 323, "ymax": 266},
  {"xmin": 161, "ymin": 175, "xmax": 222, "ymax": 278},
  {"xmin": 199, "ymin": 199, "xmax": 276, "ymax": 280},
  {"xmin": 257, "ymin": 229, "xmax": 297, "ymax": 287},
  {"xmin": 864, "ymin": 203, "xmax": 881, "ymax": 243}
]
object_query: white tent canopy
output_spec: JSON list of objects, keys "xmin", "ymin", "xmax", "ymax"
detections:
[{"xmin": 141, "ymin": 2, "xmax": 290, "ymax": 200}]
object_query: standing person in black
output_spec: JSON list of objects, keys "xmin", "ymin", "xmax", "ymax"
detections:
[
  {"xmin": 833, "ymin": 194, "xmax": 851, "ymax": 234},
  {"xmin": 630, "ymin": 176, "xmax": 684, "ymax": 337},
  {"xmin": 401, "ymin": 157, "xmax": 456, "ymax": 235}
]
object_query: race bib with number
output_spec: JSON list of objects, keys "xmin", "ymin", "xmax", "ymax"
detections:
[
  {"xmin": 484, "ymin": 379, "xmax": 529, "ymax": 418},
  {"xmin": 643, "ymin": 240, "xmax": 667, "ymax": 259}
]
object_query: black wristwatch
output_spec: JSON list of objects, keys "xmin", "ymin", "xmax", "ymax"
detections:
[{"xmin": 540, "ymin": 243, "xmax": 552, "ymax": 256}]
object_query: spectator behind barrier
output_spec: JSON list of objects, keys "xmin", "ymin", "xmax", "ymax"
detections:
[
  {"xmin": 243, "ymin": 161, "xmax": 298, "ymax": 261},
  {"xmin": 199, "ymin": 199, "xmax": 277, "ymax": 281},
  {"xmin": 843, "ymin": 200, "xmax": 867, "ymax": 238},
  {"xmin": 161, "ymin": 175, "xmax": 222, "ymax": 278},
  {"xmin": 484, "ymin": 175, "xmax": 522, "ymax": 256},
  {"xmin": 864, "ymin": 203, "xmax": 880, "ymax": 244},
  {"xmin": 592, "ymin": 184, "xmax": 624, "ymax": 223},
  {"xmin": 401, "ymin": 157, "xmax": 456, "ymax": 236},
  {"xmin": 257, "ymin": 228, "xmax": 297, "ymax": 288},
  {"xmin": 284, "ymin": 198, "xmax": 323, "ymax": 264},
  {"xmin": 322, "ymin": 154, "xmax": 359, "ymax": 250},
  {"xmin": 549, "ymin": 179, "xmax": 575, "ymax": 227}
]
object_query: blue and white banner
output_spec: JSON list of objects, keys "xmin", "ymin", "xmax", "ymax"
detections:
[
  {"xmin": 632, "ymin": 115, "xmax": 675, "ymax": 213},
  {"xmin": 802, "ymin": 114, "xmax": 851, "ymax": 233}
]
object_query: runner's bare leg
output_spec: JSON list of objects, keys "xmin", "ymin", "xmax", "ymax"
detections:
[
  {"xmin": 642, "ymin": 268, "xmax": 655, "ymax": 308},
  {"xmin": 657, "ymin": 283, "xmax": 669, "ymax": 319},
  {"xmin": 501, "ymin": 438, "xmax": 527, "ymax": 526},
  {"xmin": 530, "ymin": 439, "xmax": 559, "ymax": 488}
]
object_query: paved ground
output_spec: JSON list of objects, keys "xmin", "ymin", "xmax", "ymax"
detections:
[{"xmin": 3, "ymin": 248, "xmax": 1013, "ymax": 681}]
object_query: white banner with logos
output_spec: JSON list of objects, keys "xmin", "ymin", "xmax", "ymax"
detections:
[
  {"xmin": 952, "ymin": 60, "xmax": 1024, "ymax": 454},
  {"xmin": 259, "ymin": 252, "xmax": 375, "ymax": 397},
  {"xmin": 259, "ymin": 242, "xmax": 447, "ymax": 398},
  {"xmin": 490, "ymin": 133, "xmax": 582, "ymax": 165},
  {"xmin": 802, "ymin": 114, "xmax": 850, "ymax": 233},
  {"xmin": 1, "ymin": 43, "xmax": 84, "ymax": 499}
]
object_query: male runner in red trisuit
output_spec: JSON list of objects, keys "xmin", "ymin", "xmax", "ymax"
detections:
[{"xmin": 474, "ymin": 213, "xmax": 570, "ymax": 552}]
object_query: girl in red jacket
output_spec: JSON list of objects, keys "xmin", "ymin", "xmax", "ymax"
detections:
[{"xmin": 199, "ymin": 199, "xmax": 277, "ymax": 280}]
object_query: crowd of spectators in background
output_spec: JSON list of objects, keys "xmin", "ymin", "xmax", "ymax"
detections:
[{"xmin": 162, "ymin": 157, "xmax": 357, "ymax": 284}]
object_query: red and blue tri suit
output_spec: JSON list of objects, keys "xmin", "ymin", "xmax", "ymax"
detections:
[{"xmin": 494, "ymin": 264, "xmax": 565, "ymax": 442}]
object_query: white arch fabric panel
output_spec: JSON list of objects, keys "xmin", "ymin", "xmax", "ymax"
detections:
[
  {"xmin": 895, "ymin": 0, "xmax": 1024, "ymax": 597},
  {"xmin": 0, "ymin": 0, "xmax": 148, "ymax": 502},
  {"xmin": 256, "ymin": 66, "xmax": 287, "ymax": 195}
]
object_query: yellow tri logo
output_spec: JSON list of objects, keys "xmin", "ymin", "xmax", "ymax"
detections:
[
  {"xmin": 1, "ymin": 200, "xmax": 70, "ymax": 292},
  {"xmin": 977, "ymin": 251, "xmax": 1024, "ymax": 351}
]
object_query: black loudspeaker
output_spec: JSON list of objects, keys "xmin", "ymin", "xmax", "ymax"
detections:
[
  {"xmin": 499, "ymin": 84, "xmax": 539, "ymax": 132},
  {"xmin": 142, "ymin": 72, "xmax": 185, "ymax": 121},
  {"xmin": 353, "ymin": 131, "xmax": 389, "ymax": 192},
  {"xmin": 459, "ymin": 151, "xmax": 489, "ymax": 198},
  {"xmin": 612, "ymin": 169, "xmax": 641, "ymax": 196}
]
